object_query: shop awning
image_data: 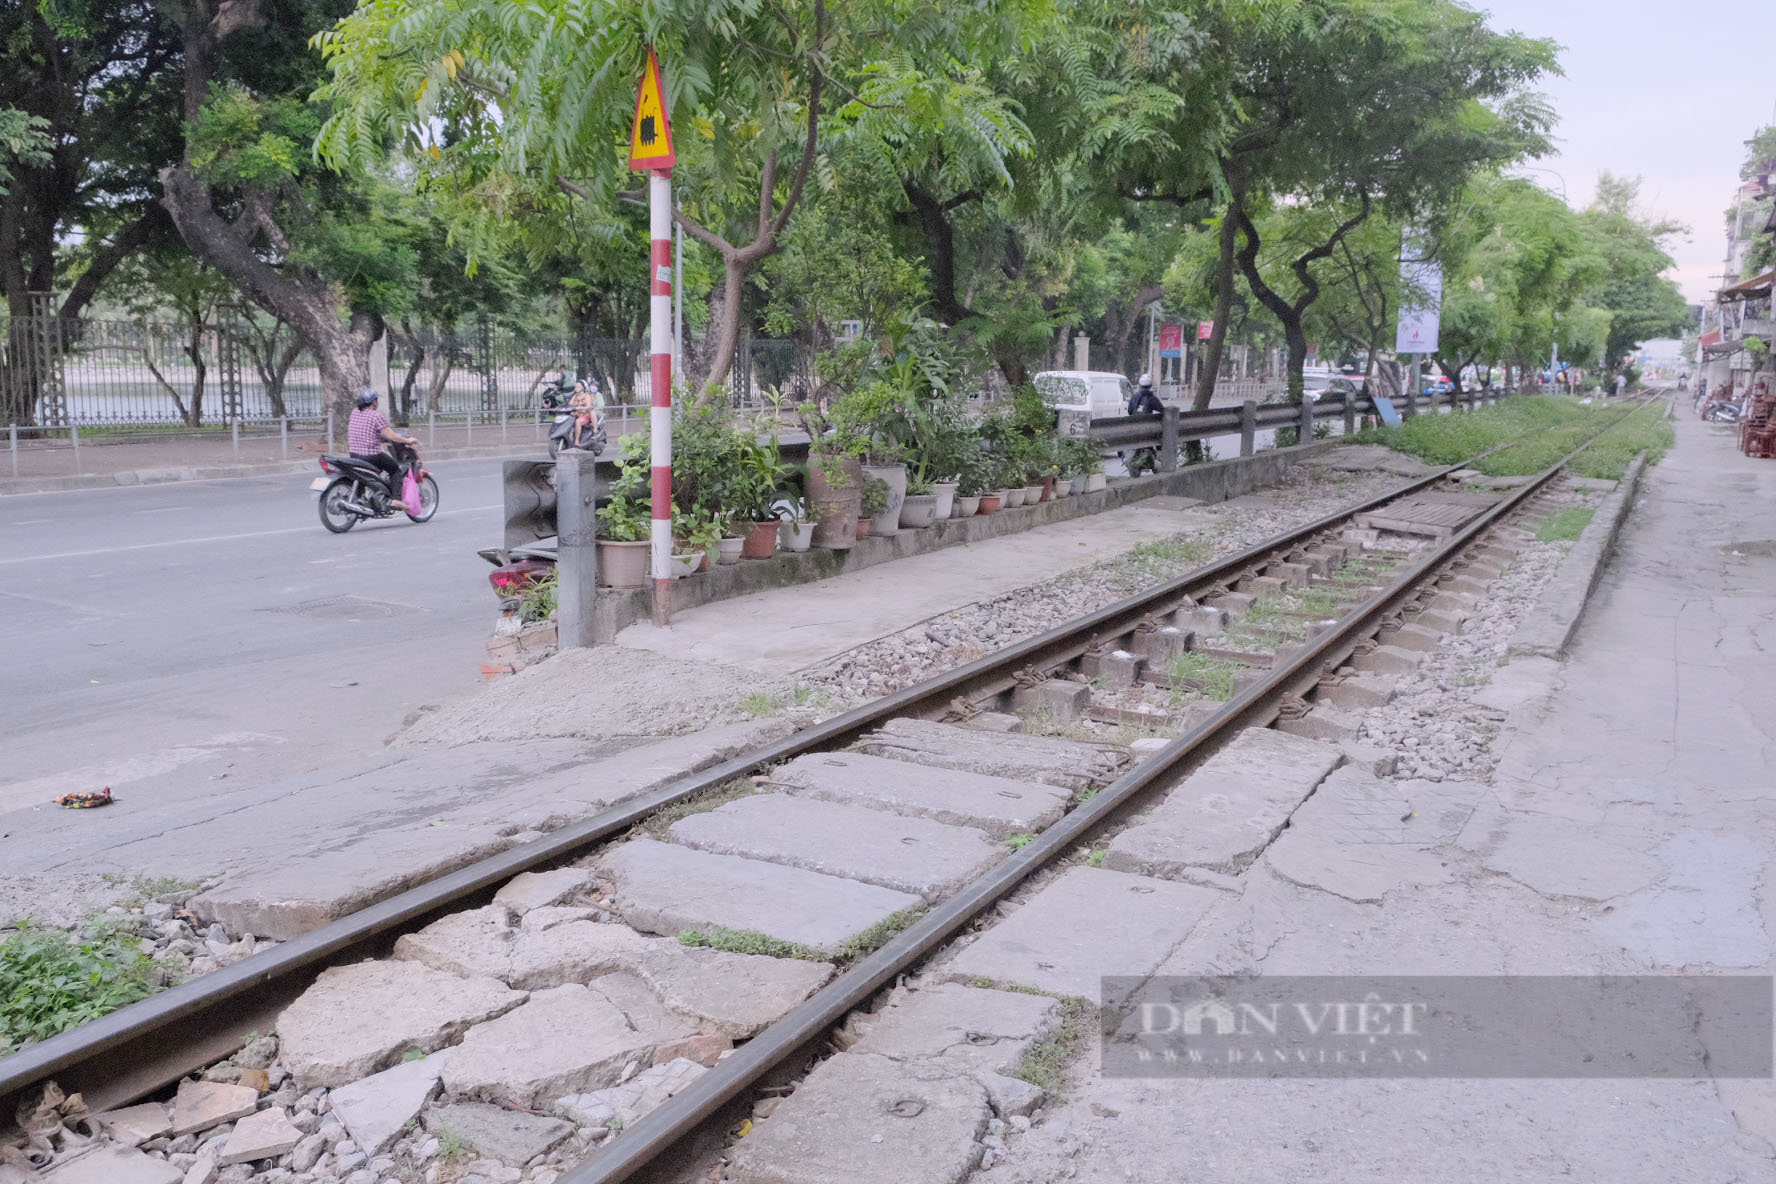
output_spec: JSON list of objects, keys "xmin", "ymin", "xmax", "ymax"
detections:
[{"xmin": 1720, "ymin": 269, "xmax": 1775, "ymax": 300}]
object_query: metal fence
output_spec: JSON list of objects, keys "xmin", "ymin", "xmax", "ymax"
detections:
[{"xmin": 0, "ymin": 305, "xmax": 818, "ymax": 431}]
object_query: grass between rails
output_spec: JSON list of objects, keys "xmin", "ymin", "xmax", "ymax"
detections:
[
  {"xmin": 1352, "ymin": 396, "xmax": 1671, "ymax": 480},
  {"xmin": 1537, "ymin": 506, "xmax": 1595, "ymax": 542},
  {"xmin": 677, "ymin": 906, "xmax": 927, "ymax": 966}
]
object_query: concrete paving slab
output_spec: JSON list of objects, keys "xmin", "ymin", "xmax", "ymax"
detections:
[
  {"xmin": 668, "ymin": 794, "xmax": 1002, "ymax": 900},
  {"xmin": 1265, "ymin": 831, "xmax": 1455, "ymax": 903},
  {"xmin": 845, "ymin": 983, "xmax": 1060, "ymax": 1077},
  {"xmin": 943, "ymin": 867, "xmax": 1220, "ymax": 1001},
  {"xmin": 421, "ymin": 1102, "xmax": 572, "ymax": 1164},
  {"xmin": 1291, "ymin": 767, "xmax": 1481, "ymax": 847},
  {"xmin": 1596, "ymin": 830, "xmax": 1772, "ymax": 968},
  {"xmin": 186, "ymin": 722, "xmax": 791, "ymax": 940},
  {"xmin": 96, "ymin": 1102, "xmax": 172, "ymax": 1146},
  {"xmin": 853, "ymin": 718, "xmax": 1126, "ymax": 792},
  {"xmin": 729, "ymin": 1052, "xmax": 990, "ymax": 1184},
  {"xmin": 1461, "ymin": 806, "xmax": 1664, "ymax": 902},
  {"xmin": 326, "ymin": 1051, "xmax": 447, "ymax": 1154},
  {"xmin": 277, "ymin": 960, "xmax": 526, "ymax": 1089},
  {"xmin": 442, "ymin": 984, "xmax": 681, "ymax": 1106},
  {"xmin": 1105, "ymin": 727, "xmax": 1342, "ymax": 877},
  {"xmin": 601, "ymin": 838, "xmax": 923, "ymax": 954}
]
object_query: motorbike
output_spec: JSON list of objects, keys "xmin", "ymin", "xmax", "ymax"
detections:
[
  {"xmin": 539, "ymin": 374, "xmax": 571, "ymax": 411},
  {"xmin": 312, "ymin": 442, "xmax": 439, "ymax": 533},
  {"xmin": 1704, "ymin": 401, "xmax": 1742, "ymax": 424},
  {"xmin": 546, "ymin": 411, "xmax": 607, "ymax": 459}
]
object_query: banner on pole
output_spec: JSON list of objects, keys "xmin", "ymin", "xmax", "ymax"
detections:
[
  {"xmin": 1197, "ymin": 320, "xmax": 1214, "ymax": 341},
  {"xmin": 628, "ymin": 48, "xmax": 676, "ymax": 171},
  {"xmin": 1159, "ymin": 324, "xmax": 1184, "ymax": 357},
  {"xmin": 1396, "ymin": 232, "xmax": 1442, "ymax": 354}
]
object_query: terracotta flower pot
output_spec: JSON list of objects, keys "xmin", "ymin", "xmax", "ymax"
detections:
[
  {"xmin": 808, "ymin": 454, "xmax": 862, "ymax": 551},
  {"xmin": 742, "ymin": 519, "xmax": 779, "ymax": 559},
  {"xmin": 596, "ymin": 539, "xmax": 650, "ymax": 588},
  {"xmin": 977, "ymin": 494, "xmax": 1002, "ymax": 514},
  {"xmin": 856, "ymin": 517, "xmax": 872, "ymax": 540},
  {"xmin": 1041, "ymin": 476, "xmax": 1056, "ymax": 501}
]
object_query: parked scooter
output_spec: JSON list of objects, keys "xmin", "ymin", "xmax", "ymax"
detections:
[
  {"xmin": 311, "ymin": 442, "xmax": 439, "ymax": 532},
  {"xmin": 1704, "ymin": 401, "xmax": 1742, "ymax": 424}
]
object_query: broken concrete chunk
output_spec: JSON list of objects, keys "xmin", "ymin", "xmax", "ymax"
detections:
[
  {"xmin": 767, "ymin": 751, "xmax": 1069, "ymax": 838},
  {"xmin": 492, "ymin": 868, "xmax": 594, "ymax": 914},
  {"xmin": 217, "ymin": 1108, "xmax": 302, "ymax": 1165},
  {"xmin": 96, "ymin": 1101, "xmax": 172, "ymax": 1146},
  {"xmin": 277, "ymin": 960, "xmax": 526, "ymax": 1089},
  {"xmin": 554, "ymin": 1057, "xmax": 709, "ymax": 1130},
  {"xmin": 845, "ymin": 983, "xmax": 1059, "ymax": 1079},
  {"xmin": 422, "ymin": 1103, "xmax": 572, "ymax": 1164},
  {"xmin": 327, "ymin": 1050, "xmax": 448, "ymax": 1154},
  {"xmin": 168, "ymin": 1081, "xmax": 258, "ymax": 1138},
  {"xmin": 441, "ymin": 984, "xmax": 669, "ymax": 1107},
  {"xmin": 39, "ymin": 1145, "xmax": 182, "ymax": 1184}
]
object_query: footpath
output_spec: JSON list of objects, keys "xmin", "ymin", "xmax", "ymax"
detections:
[
  {"xmin": 981, "ymin": 408, "xmax": 1776, "ymax": 1183},
  {"xmin": 0, "ymin": 421, "xmax": 579, "ymax": 496}
]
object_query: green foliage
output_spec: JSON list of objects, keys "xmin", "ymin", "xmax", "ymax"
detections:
[
  {"xmin": 518, "ymin": 573, "xmax": 557, "ymax": 623},
  {"xmin": 677, "ymin": 927, "xmax": 827, "ymax": 963},
  {"xmin": 1010, "ymin": 996, "xmax": 1094, "ymax": 1097},
  {"xmin": 1356, "ymin": 396, "xmax": 1668, "ymax": 480},
  {"xmin": 0, "ymin": 921, "xmax": 159, "ymax": 1055},
  {"xmin": 1006, "ymin": 832, "xmax": 1035, "ymax": 851},
  {"xmin": 0, "ymin": 108, "xmax": 50, "ymax": 195},
  {"xmin": 860, "ymin": 474, "xmax": 892, "ymax": 517},
  {"xmin": 1536, "ymin": 507, "xmax": 1594, "ymax": 542},
  {"xmin": 835, "ymin": 906, "xmax": 926, "ymax": 962}
]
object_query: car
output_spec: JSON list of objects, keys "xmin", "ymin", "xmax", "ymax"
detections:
[
  {"xmin": 1033, "ymin": 370, "xmax": 1137, "ymax": 435},
  {"xmin": 1300, "ymin": 367, "xmax": 1359, "ymax": 404}
]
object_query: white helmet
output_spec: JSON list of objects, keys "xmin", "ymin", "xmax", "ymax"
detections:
[{"xmin": 1138, "ymin": 373, "xmax": 1153, "ymax": 387}]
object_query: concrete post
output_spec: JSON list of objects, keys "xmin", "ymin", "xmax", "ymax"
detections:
[
  {"xmin": 1298, "ymin": 396, "xmax": 1314, "ymax": 446},
  {"xmin": 1240, "ymin": 400, "xmax": 1257, "ymax": 457},
  {"xmin": 1159, "ymin": 405, "xmax": 1179, "ymax": 472},
  {"xmin": 231, "ymin": 419, "xmax": 240, "ymax": 458},
  {"xmin": 69, "ymin": 424, "xmax": 80, "ymax": 473},
  {"xmin": 1343, "ymin": 391, "xmax": 1357, "ymax": 437},
  {"xmin": 369, "ymin": 332, "xmax": 390, "ymax": 399},
  {"xmin": 280, "ymin": 417, "xmax": 288, "ymax": 459},
  {"xmin": 1073, "ymin": 333, "xmax": 1090, "ymax": 372},
  {"xmin": 556, "ymin": 452, "xmax": 601, "ymax": 648},
  {"xmin": 8, "ymin": 425, "xmax": 16, "ymax": 478}
]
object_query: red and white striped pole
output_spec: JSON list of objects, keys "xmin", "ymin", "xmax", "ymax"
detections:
[{"xmin": 649, "ymin": 168, "xmax": 673, "ymax": 627}]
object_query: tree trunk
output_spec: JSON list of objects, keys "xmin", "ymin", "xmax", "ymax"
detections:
[
  {"xmin": 697, "ymin": 257, "xmax": 746, "ymax": 404},
  {"xmin": 161, "ymin": 165, "xmax": 373, "ymax": 429},
  {"xmin": 1193, "ymin": 194, "xmax": 1242, "ymax": 410},
  {"xmin": 181, "ymin": 320, "xmax": 208, "ymax": 427}
]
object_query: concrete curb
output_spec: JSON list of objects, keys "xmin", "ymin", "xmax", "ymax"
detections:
[
  {"xmin": 1506, "ymin": 452, "xmax": 1647, "ymax": 660},
  {"xmin": 0, "ymin": 440, "xmax": 552, "ymax": 496}
]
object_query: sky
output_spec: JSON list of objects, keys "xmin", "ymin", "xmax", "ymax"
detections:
[{"xmin": 1476, "ymin": 0, "xmax": 1776, "ymax": 303}]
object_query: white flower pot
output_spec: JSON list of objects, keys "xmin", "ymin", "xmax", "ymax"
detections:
[
  {"xmin": 931, "ymin": 481, "xmax": 959, "ymax": 520},
  {"xmin": 781, "ymin": 519, "xmax": 815, "ymax": 552},
  {"xmin": 716, "ymin": 537, "xmax": 745, "ymax": 565}
]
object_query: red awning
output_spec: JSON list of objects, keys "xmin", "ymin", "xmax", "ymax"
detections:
[{"xmin": 1720, "ymin": 269, "xmax": 1775, "ymax": 300}]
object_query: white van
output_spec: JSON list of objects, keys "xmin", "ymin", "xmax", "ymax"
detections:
[{"xmin": 1033, "ymin": 371, "xmax": 1136, "ymax": 436}]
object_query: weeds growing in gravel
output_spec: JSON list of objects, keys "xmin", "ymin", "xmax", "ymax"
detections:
[
  {"xmin": 835, "ymin": 906, "xmax": 926, "ymax": 961},
  {"xmin": 98, "ymin": 873, "xmax": 200, "ymax": 906},
  {"xmin": 736, "ymin": 682, "xmax": 829, "ymax": 719},
  {"xmin": 0, "ymin": 920, "xmax": 159, "ymax": 1055},
  {"xmin": 1537, "ymin": 507, "xmax": 1595, "ymax": 542},
  {"xmin": 636, "ymin": 781, "xmax": 754, "ymax": 839},
  {"xmin": 1162, "ymin": 652, "xmax": 1242, "ymax": 701}
]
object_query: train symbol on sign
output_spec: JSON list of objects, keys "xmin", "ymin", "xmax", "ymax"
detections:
[{"xmin": 639, "ymin": 115, "xmax": 658, "ymax": 147}]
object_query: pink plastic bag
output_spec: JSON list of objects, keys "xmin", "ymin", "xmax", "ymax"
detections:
[{"xmin": 401, "ymin": 470, "xmax": 423, "ymax": 516}]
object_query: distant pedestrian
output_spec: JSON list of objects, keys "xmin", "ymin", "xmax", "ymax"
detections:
[{"xmin": 1614, "ymin": 373, "xmax": 1627, "ymax": 399}]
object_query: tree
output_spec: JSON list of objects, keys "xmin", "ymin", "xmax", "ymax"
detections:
[
  {"xmin": 314, "ymin": 0, "xmax": 1041, "ymax": 396},
  {"xmin": 105, "ymin": 244, "xmax": 234, "ymax": 424},
  {"xmin": 1578, "ymin": 173, "xmax": 1687, "ymax": 372}
]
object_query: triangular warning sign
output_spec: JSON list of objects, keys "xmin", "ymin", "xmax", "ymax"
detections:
[{"xmin": 628, "ymin": 48, "xmax": 675, "ymax": 171}]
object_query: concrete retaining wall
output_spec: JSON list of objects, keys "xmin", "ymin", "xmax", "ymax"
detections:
[
  {"xmin": 1507, "ymin": 454, "xmax": 1647, "ymax": 660},
  {"xmin": 590, "ymin": 439, "xmax": 1343, "ymax": 643}
]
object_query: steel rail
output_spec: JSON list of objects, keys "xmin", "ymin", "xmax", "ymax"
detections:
[
  {"xmin": 561, "ymin": 405, "xmax": 1656, "ymax": 1184},
  {"xmin": 0, "ymin": 403, "xmax": 1641, "ymax": 1120}
]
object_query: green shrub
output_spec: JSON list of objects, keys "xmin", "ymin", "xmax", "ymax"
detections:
[{"xmin": 0, "ymin": 921, "xmax": 159, "ymax": 1054}]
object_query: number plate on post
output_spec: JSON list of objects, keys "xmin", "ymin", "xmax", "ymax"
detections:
[{"xmin": 309, "ymin": 477, "xmax": 330, "ymax": 491}]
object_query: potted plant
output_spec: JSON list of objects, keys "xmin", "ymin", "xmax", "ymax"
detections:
[
  {"xmin": 899, "ymin": 469, "xmax": 939, "ymax": 529},
  {"xmin": 777, "ymin": 495, "xmax": 817, "ymax": 552},
  {"xmin": 1083, "ymin": 442, "xmax": 1107, "ymax": 492},
  {"xmin": 673, "ymin": 510, "xmax": 722, "ymax": 576},
  {"xmin": 858, "ymin": 473, "xmax": 890, "ymax": 539},
  {"xmin": 595, "ymin": 495, "xmax": 652, "ymax": 588},
  {"xmin": 999, "ymin": 454, "xmax": 1027, "ymax": 507},
  {"xmin": 955, "ymin": 448, "xmax": 993, "ymax": 518},
  {"xmin": 737, "ymin": 426, "xmax": 789, "ymax": 559},
  {"xmin": 797, "ymin": 401, "xmax": 864, "ymax": 550},
  {"xmin": 832, "ymin": 382, "xmax": 910, "ymax": 536}
]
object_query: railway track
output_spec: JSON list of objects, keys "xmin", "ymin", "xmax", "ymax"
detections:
[{"xmin": 0, "ymin": 403, "xmax": 1654, "ymax": 1184}]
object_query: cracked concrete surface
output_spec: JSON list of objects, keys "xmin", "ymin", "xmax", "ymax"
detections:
[{"xmin": 985, "ymin": 413, "xmax": 1776, "ymax": 1183}]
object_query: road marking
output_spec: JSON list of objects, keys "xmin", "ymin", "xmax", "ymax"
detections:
[{"xmin": 0, "ymin": 502, "xmax": 502, "ymax": 565}]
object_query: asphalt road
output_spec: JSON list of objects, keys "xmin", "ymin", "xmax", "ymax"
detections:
[{"xmin": 0, "ymin": 458, "xmax": 514, "ymax": 825}]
